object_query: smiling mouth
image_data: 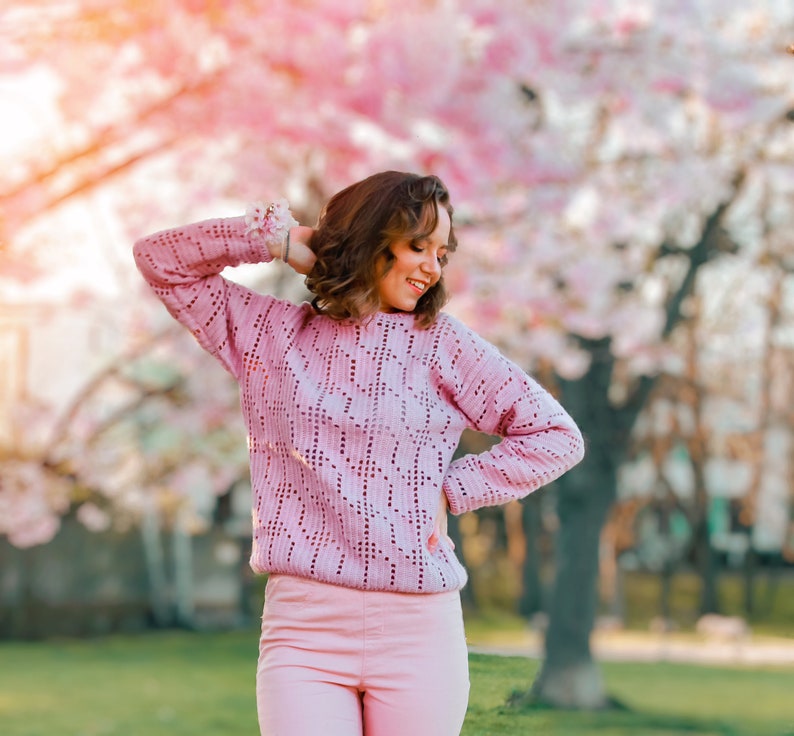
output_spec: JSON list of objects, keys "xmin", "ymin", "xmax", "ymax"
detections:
[{"xmin": 406, "ymin": 278, "xmax": 428, "ymax": 294}]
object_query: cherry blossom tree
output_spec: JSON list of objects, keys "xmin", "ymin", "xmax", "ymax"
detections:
[{"xmin": 2, "ymin": 0, "xmax": 793, "ymax": 708}]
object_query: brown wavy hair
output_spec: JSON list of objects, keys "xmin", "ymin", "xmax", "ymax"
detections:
[{"xmin": 305, "ymin": 171, "xmax": 457, "ymax": 328}]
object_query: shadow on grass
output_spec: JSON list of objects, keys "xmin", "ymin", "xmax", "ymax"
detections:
[{"xmin": 504, "ymin": 693, "xmax": 743, "ymax": 736}]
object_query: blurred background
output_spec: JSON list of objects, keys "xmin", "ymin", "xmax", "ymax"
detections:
[{"xmin": 1, "ymin": 0, "xmax": 793, "ymax": 724}]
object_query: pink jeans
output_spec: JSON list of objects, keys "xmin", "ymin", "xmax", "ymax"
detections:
[{"xmin": 256, "ymin": 574, "xmax": 470, "ymax": 736}]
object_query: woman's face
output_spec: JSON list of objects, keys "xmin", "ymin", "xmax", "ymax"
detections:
[{"xmin": 376, "ymin": 205, "xmax": 451, "ymax": 313}]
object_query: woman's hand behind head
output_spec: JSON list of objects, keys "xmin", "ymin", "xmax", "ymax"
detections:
[{"xmin": 286, "ymin": 226, "xmax": 317, "ymax": 275}]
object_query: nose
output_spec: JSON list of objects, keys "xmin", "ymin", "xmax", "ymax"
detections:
[{"xmin": 421, "ymin": 252, "xmax": 442, "ymax": 282}]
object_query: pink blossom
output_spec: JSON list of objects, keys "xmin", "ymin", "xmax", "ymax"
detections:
[
  {"xmin": 0, "ymin": 461, "xmax": 71, "ymax": 548},
  {"xmin": 77, "ymin": 503, "xmax": 112, "ymax": 533},
  {"xmin": 244, "ymin": 199, "xmax": 298, "ymax": 246}
]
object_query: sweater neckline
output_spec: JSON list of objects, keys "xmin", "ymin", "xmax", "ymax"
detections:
[{"xmin": 301, "ymin": 302, "xmax": 422, "ymax": 329}]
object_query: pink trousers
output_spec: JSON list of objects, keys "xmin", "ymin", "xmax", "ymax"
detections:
[{"xmin": 256, "ymin": 574, "xmax": 470, "ymax": 736}]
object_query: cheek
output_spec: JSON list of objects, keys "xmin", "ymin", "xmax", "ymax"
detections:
[
  {"xmin": 394, "ymin": 254, "xmax": 418, "ymax": 275},
  {"xmin": 374, "ymin": 262, "xmax": 398, "ymax": 293}
]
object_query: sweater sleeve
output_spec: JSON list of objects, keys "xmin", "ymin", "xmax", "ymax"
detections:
[
  {"xmin": 132, "ymin": 216, "xmax": 274, "ymax": 377},
  {"xmin": 441, "ymin": 327, "xmax": 585, "ymax": 515}
]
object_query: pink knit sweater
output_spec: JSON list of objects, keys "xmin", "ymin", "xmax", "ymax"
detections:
[{"xmin": 133, "ymin": 216, "xmax": 584, "ymax": 593}]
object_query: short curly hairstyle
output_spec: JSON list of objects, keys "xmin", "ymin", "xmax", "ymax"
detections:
[{"xmin": 305, "ymin": 171, "xmax": 457, "ymax": 328}]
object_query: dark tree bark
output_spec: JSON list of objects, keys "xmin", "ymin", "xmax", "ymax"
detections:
[
  {"xmin": 517, "ymin": 492, "xmax": 545, "ymax": 618},
  {"xmin": 530, "ymin": 466, "xmax": 616, "ymax": 707},
  {"xmin": 691, "ymin": 517, "xmax": 721, "ymax": 614},
  {"xmin": 528, "ymin": 339, "xmax": 623, "ymax": 708}
]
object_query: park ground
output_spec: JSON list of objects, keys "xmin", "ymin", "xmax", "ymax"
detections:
[
  {"xmin": 1, "ymin": 621, "xmax": 794, "ymax": 736},
  {"xmin": 3, "ymin": 570, "xmax": 794, "ymax": 734}
]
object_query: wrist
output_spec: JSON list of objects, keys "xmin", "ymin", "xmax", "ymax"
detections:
[{"xmin": 282, "ymin": 229, "xmax": 291, "ymax": 265}]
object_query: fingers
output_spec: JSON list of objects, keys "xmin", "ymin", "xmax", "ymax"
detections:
[
  {"xmin": 428, "ymin": 528, "xmax": 440, "ymax": 554},
  {"xmin": 427, "ymin": 493, "xmax": 455, "ymax": 553},
  {"xmin": 292, "ymin": 225, "xmax": 315, "ymax": 247},
  {"xmin": 427, "ymin": 526, "xmax": 456, "ymax": 553},
  {"xmin": 286, "ymin": 227, "xmax": 318, "ymax": 275}
]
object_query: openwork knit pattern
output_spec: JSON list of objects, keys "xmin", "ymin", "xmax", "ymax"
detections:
[{"xmin": 134, "ymin": 216, "xmax": 585, "ymax": 593}]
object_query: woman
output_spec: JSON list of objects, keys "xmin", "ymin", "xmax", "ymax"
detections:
[{"xmin": 133, "ymin": 170, "xmax": 584, "ymax": 736}]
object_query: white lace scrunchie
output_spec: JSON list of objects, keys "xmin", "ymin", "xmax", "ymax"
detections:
[{"xmin": 244, "ymin": 199, "xmax": 299, "ymax": 262}]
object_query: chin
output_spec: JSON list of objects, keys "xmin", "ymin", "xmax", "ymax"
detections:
[{"xmin": 384, "ymin": 300, "xmax": 417, "ymax": 313}]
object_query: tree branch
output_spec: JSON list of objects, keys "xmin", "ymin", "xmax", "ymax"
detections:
[
  {"xmin": 661, "ymin": 171, "xmax": 745, "ymax": 339},
  {"xmin": 0, "ymin": 73, "xmax": 223, "ymax": 245}
]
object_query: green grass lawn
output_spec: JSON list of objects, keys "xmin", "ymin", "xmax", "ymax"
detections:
[{"xmin": 1, "ymin": 630, "xmax": 793, "ymax": 736}]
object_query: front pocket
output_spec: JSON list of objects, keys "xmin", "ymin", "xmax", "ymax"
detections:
[{"xmin": 263, "ymin": 574, "xmax": 313, "ymax": 614}]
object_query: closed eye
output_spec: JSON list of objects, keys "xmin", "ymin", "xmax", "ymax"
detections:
[{"xmin": 411, "ymin": 240, "xmax": 449, "ymax": 266}]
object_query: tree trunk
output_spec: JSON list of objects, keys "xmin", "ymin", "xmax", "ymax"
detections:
[
  {"xmin": 742, "ymin": 543, "xmax": 756, "ymax": 618},
  {"xmin": 692, "ymin": 516, "xmax": 720, "ymax": 615},
  {"xmin": 660, "ymin": 560, "xmax": 674, "ymax": 623},
  {"xmin": 523, "ymin": 337, "xmax": 625, "ymax": 709},
  {"xmin": 141, "ymin": 506, "xmax": 171, "ymax": 626},
  {"xmin": 528, "ymin": 454, "xmax": 616, "ymax": 708},
  {"xmin": 173, "ymin": 510, "xmax": 195, "ymax": 628},
  {"xmin": 511, "ymin": 338, "xmax": 655, "ymax": 710},
  {"xmin": 518, "ymin": 493, "xmax": 544, "ymax": 618},
  {"xmin": 515, "ymin": 188, "xmax": 742, "ymax": 711}
]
